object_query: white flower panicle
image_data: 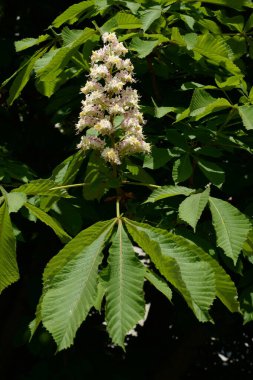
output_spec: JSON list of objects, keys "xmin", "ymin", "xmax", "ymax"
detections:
[{"xmin": 76, "ymin": 32, "xmax": 151, "ymax": 165}]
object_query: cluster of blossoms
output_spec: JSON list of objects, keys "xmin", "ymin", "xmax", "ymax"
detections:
[{"xmin": 76, "ymin": 32, "xmax": 151, "ymax": 165}]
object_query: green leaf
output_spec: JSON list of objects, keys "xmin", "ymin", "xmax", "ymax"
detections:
[
  {"xmin": 14, "ymin": 179, "xmax": 71, "ymax": 198},
  {"xmin": 172, "ymin": 155, "xmax": 193, "ymax": 184},
  {"xmin": 41, "ymin": 219, "xmax": 116, "ymax": 350},
  {"xmin": 240, "ymin": 286, "xmax": 253, "ymax": 323},
  {"xmin": 124, "ymin": 218, "xmax": 216, "ymax": 321},
  {"xmin": 105, "ymin": 220, "xmax": 145, "ymax": 348},
  {"xmin": 101, "ymin": 12, "xmax": 142, "ymax": 33},
  {"xmin": 143, "ymin": 147, "xmax": 171, "ymax": 170},
  {"xmin": 15, "ymin": 35, "xmax": 50, "ymax": 52},
  {"xmin": 7, "ymin": 48, "xmax": 47, "ymax": 105},
  {"xmin": 34, "ymin": 28, "xmax": 96, "ymax": 82},
  {"xmin": 125, "ymin": 218, "xmax": 239, "ymax": 315},
  {"xmin": 145, "ymin": 185, "xmax": 195, "ymax": 203},
  {"xmin": 179, "ymin": 187, "xmax": 210, "ymax": 231},
  {"xmin": 6, "ymin": 192, "xmax": 27, "ymax": 213},
  {"xmin": 244, "ymin": 12, "xmax": 253, "ymax": 32},
  {"xmin": 129, "ymin": 37, "xmax": 159, "ymax": 58},
  {"xmin": 189, "ymin": 89, "xmax": 231, "ymax": 120},
  {"xmin": 24, "ymin": 202, "xmax": 71, "ymax": 243},
  {"xmin": 197, "ymin": 158, "xmax": 225, "ymax": 188},
  {"xmin": 145, "ymin": 269, "xmax": 172, "ymax": 301},
  {"xmin": 209, "ymin": 197, "xmax": 251, "ymax": 264},
  {"xmin": 140, "ymin": 6, "xmax": 162, "ymax": 32},
  {"xmin": 191, "ymin": 33, "xmax": 240, "ymax": 75},
  {"xmin": 52, "ymin": 1, "xmax": 94, "ymax": 28},
  {"xmin": 198, "ymin": 0, "xmax": 248, "ymax": 11},
  {"xmin": 238, "ymin": 106, "xmax": 253, "ymax": 130},
  {"xmin": 0, "ymin": 202, "xmax": 19, "ymax": 293}
]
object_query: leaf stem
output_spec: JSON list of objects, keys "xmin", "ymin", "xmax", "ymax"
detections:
[
  {"xmin": 49, "ymin": 183, "xmax": 85, "ymax": 190},
  {"xmin": 122, "ymin": 181, "xmax": 160, "ymax": 189},
  {"xmin": 116, "ymin": 196, "xmax": 120, "ymax": 218}
]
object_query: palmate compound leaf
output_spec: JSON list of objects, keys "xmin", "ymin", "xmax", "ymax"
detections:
[
  {"xmin": 105, "ymin": 219, "xmax": 145, "ymax": 348},
  {"xmin": 40, "ymin": 219, "xmax": 116, "ymax": 351},
  {"xmin": 124, "ymin": 218, "xmax": 239, "ymax": 319},
  {"xmin": 209, "ymin": 197, "xmax": 252, "ymax": 264},
  {"xmin": 0, "ymin": 202, "xmax": 19, "ymax": 293},
  {"xmin": 179, "ymin": 187, "xmax": 210, "ymax": 231}
]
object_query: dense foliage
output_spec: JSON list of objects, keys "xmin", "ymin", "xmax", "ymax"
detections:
[{"xmin": 1, "ymin": 0, "xmax": 253, "ymax": 376}]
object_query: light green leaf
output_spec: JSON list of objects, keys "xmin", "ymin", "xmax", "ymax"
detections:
[
  {"xmin": 14, "ymin": 179, "xmax": 71, "ymax": 198},
  {"xmin": 7, "ymin": 48, "xmax": 47, "ymax": 105},
  {"xmin": 15, "ymin": 35, "xmax": 50, "ymax": 52},
  {"xmin": 145, "ymin": 269, "xmax": 172, "ymax": 301},
  {"xmin": 197, "ymin": 158, "xmax": 225, "ymax": 188},
  {"xmin": 145, "ymin": 185, "xmax": 195, "ymax": 203},
  {"xmin": 129, "ymin": 37, "xmax": 159, "ymax": 58},
  {"xmin": 34, "ymin": 28, "xmax": 96, "ymax": 81},
  {"xmin": 0, "ymin": 202, "xmax": 19, "ymax": 293},
  {"xmin": 41, "ymin": 219, "xmax": 116, "ymax": 350},
  {"xmin": 209, "ymin": 197, "xmax": 251, "ymax": 264},
  {"xmin": 238, "ymin": 105, "xmax": 253, "ymax": 130},
  {"xmin": 125, "ymin": 218, "xmax": 239, "ymax": 314},
  {"xmin": 24, "ymin": 202, "xmax": 71, "ymax": 243},
  {"xmin": 140, "ymin": 6, "xmax": 162, "ymax": 32},
  {"xmin": 6, "ymin": 192, "xmax": 27, "ymax": 213},
  {"xmin": 190, "ymin": 89, "xmax": 231, "ymax": 120},
  {"xmin": 192, "ymin": 33, "xmax": 240, "ymax": 75},
  {"xmin": 105, "ymin": 220, "xmax": 145, "ymax": 348},
  {"xmin": 101, "ymin": 12, "xmax": 142, "ymax": 33},
  {"xmin": 179, "ymin": 187, "xmax": 210, "ymax": 231},
  {"xmin": 172, "ymin": 155, "xmax": 193, "ymax": 184},
  {"xmin": 124, "ymin": 218, "xmax": 216, "ymax": 321},
  {"xmin": 52, "ymin": 1, "xmax": 94, "ymax": 28},
  {"xmin": 215, "ymin": 75, "xmax": 244, "ymax": 90}
]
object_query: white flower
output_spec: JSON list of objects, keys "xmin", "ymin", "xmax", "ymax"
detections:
[
  {"xmin": 77, "ymin": 136, "xmax": 105, "ymax": 152},
  {"xmin": 94, "ymin": 119, "xmax": 113, "ymax": 135},
  {"xmin": 101, "ymin": 148, "xmax": 121, "ymax": 165},
  {"xmin": 76, "ymin": 32, "xmax": 151, "ymax": 164}
]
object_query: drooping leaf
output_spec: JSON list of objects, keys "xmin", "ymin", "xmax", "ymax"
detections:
[
  {"xmin": 24, "ymin": 202, "xmax": 71, "ymax": 243},
  {"xmin": 52, "ymin": 1, "xmax": 94, "ymax": 28},
  {"xmin": 145, "ymin": 269, "xmax": 172, "ymax": 302},
  {"xmin": 178, "ymin": 187, "xmax": 210, "ymax": 231},
  {"xmin": 238, "ymin": 105, "xmax": 253, "ymax": 130},
  {"xmin": 15, "ymin": 35, "xmax": 50, "ymax": 52},
  {"xmin": 0, "ymin": 202, "xmax": 19, "ymax": 293},
  {"xmin": 105, "ymin": 219, "xmax": 145, "ymax": 348},
  {"xmin": 172, "ymin": 155, "xmax": 193, "ymax": 184},
  {"xmin": 124, "ymin": 218, "xmax": 216, "ymax": 322},
  {"xmin": 197, "ymin": 158, "xmax": 225, "ymax": 188},
  {"xmin": 145, "ymin": 185, "xmax": 195, "ymax": 203},
  {"xmin": 209, "ymin": 197, "xmax": 251, "ymax": 264},
  {"xmin": 41, "ymin": 219, "xmax": 116, "ymax": 350},
  {"xmin": 125, "ymin": 218, "xmax": 239, "ymax": 314},
  {"xmin": 7, "ymin": 48, "xmax": 47, "ymax": 105}
]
